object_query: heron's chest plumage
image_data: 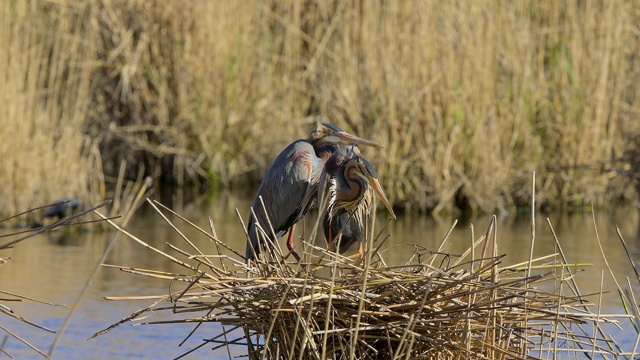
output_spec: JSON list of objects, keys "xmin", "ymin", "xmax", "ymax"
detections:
[{"xmin": 327, "ymin": 178, "xmax": 373, "ymax": 223}]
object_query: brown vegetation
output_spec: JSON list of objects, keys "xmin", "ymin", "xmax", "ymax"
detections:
[{"xmin": 1, "ymin": 0, "xmax": 640, "ymax": 219}]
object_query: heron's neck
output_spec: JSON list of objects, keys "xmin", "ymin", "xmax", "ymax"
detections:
[
  {"xmin": 344, "ymin": 166, "xmax": 367, "ymax": 201},
  {"xmin": 313, "ymin": 141, "xmax": 339, "ymax": 162},
  {"xmin": 331, "ymin": 164, "xmax": 369, "ymax": 214}
]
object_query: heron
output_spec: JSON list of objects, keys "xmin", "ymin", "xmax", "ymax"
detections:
[
  {"xmin": 321, "ymin": 145, "xmax": 396, "ymax": 258},
  {"xmin": 245, "ymin": 122, "xmax": 382, "ymax": 262}
]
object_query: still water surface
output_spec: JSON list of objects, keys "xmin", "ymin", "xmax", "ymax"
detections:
[{"xmin": 2, "ymin": 192, "xmax": 640, "ymax": 359}]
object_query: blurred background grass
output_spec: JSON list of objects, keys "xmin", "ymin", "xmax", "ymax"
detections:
[{"xmin": 1, "ymin": 0, "xmax": 639, "ymax": 220}]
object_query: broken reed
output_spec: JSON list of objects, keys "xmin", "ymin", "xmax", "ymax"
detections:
[
  {"xmin": 2, "ymin": 0, "xmax": 640, "ymax": 219},
  {"xmin": 94, "ymin": 202, "xmax": 636, "ymax": 359}
]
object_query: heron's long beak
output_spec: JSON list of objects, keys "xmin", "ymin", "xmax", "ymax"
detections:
[
  {"xmin": 369, "ymin": 177, "xmax": 396, "ymax": 219},
  {"xmin": 336, "ymin": 131, "xmax": 382, "ymax": 148}
]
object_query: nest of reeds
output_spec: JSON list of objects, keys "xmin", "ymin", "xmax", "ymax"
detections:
[{"xmin": 93, "ymin": 201, "xmax": 634, "ymax": 359}]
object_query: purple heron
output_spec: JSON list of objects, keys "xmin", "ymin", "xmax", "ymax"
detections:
[{"xmin": 321, "ymin": 145, "xmax": 395, "ymax": 257}]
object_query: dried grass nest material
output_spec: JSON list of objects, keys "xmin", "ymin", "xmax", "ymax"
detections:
[{"xmin": 93, "ymin": 202, "xmax": 635, "ymax": 359}]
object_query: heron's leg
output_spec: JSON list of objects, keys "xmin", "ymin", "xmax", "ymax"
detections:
[
  {"xmin": 354, "ymin": 241, "xmax": 366, "ymax": 267},
  {"xmin": 327, "ymin": 226, "xmax": 336, "ymax": 253},
  {"xmin": 286, "ymin": 224, "xmax": 302, "ymax": 262}
]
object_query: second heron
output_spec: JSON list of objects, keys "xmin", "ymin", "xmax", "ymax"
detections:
[{"xmin": 321, "ymin": 145, "xmax": 396, "ymax": 258}]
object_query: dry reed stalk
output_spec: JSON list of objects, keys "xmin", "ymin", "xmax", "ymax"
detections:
[
  {"xmin": 93, "ymin": 201, "xmax": 637, "ymax": 359},
  {"xmin": 47, "ymin": 172, "xmax": 153, "ymax": 357}
]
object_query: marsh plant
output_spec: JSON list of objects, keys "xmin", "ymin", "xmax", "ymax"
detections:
[{"xmin": 1, "ymin": 0, "xmax": 639, "ymax": 221}]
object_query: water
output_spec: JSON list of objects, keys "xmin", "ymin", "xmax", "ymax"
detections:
[{"xmin": 2, "ymin": 192, "xmax": 640, "ymax": 359}]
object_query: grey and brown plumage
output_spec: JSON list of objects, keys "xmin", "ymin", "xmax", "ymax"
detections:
[
  {"xmin": 245, "ymin": 123, "xmax": 381, "ymax": 262},
  {"xmin": 321, "ymin": 145, "xmax": 396, "ymax": 257}
]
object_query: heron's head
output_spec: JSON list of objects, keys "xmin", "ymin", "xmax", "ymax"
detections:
[
  {"xmin": 325, "ymin": 145, "xmax": 362, "ymax": 176},
  {"xmin": 333, "ymin": 148, "xmax": 396, "ymax": 220},
  {"xmin": 309, "ymin": 123, "xmax": 382, "ymax": 150}
]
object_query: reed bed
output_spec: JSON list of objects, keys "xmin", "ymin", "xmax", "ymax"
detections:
[
  {"xmin": 2, "ymin": 0, "xmax": 640, "ymax": 218},
  {"xmin": 92, "ymin": 200, "xmax": 638, "ymax": 359}
]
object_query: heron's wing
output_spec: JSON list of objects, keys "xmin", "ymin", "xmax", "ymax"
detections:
[
  {"xmin": 323, "ymin": 209, "xmax": 363, "ymax": 254},
  {"xmin": 338, "ymin": 213, "xmax": 364, "ymax": 253},
  {"xmin": 246, "ymin": 140, "xmax": 323, "ymax": 259}
]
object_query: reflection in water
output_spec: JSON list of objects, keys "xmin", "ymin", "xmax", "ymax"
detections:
[
  {"xmin": 2, "ymin": 194, "xmax": 640, "ymax": 358},
  {"xmin": 46, "ymin": 229, "xmax": 88, "ymax": 247}
]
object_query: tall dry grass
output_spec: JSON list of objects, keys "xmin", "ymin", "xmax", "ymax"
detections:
[
  {"xmin": 0, "ymin": 1, "xmax": 102, "ymax": 222},
  {"xmin": 1, "ymin": 0, "xmax": 639, "ymax": 219}
]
